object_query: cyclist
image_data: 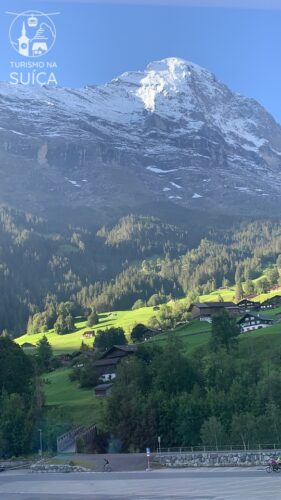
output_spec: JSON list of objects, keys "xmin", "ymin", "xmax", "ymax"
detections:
[{"xmin": 103, "ymin": 458, "xmax": 111, "ymax": 471}]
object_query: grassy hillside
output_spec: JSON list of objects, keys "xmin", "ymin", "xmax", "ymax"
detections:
[
  {"xmin": 149, "ymin": 320, "xmax": 212, "ymax": 352},
  {"xmin": 17, "ymin": 307, "xmax": 155, "ymax": 354},
  {"xmin": 16, "ymin": 281, "xmax": 281, "ymax": 355},
  {"xmin": 40, "ymin": 292, "xmax": 281, "ymax": 428},
  {"xmin": 149, "ymin": 315, "xmax": 281, "ymax": 356},
  {"xmin": 43, "ymin": 315, "xmax": 281, "ymax": 428},
  {"xmin": 44, "ymin": 367, "xmax": 105, "ymax": 428},
  {"xmin": 200, "ymin": 286, "xmax": 281, "ymax": 304}
]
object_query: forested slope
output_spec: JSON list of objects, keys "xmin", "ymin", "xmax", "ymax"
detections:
[{"xmin": 1, "ymin": 202, "xmax": 281, "ymax": 336}]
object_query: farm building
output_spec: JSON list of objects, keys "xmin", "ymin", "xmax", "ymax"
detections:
[
  {"xmin": 82, "ymin": 330, "xmax": 95, "ymax": 339},
  {"xmin": 237, "ymin": 299, "xmax": 260, "ymax": 312},
  {"xmin": 188, "ymin": 302, "xmax": 241, "ymax": 322},
  {"xmin": 260, "ymin": 295, "xmax": 281, "ymax": 309},
  {"xmin": 94, "ymin": 383, "xmax": 113, "ymax": 398},
  {"xmin": 94, "ymin": 344, "xmax": 138, "ymax": 383},
  {"xmin": 237, "ymin": 313, "xmax": 274, "ymax": 333}
]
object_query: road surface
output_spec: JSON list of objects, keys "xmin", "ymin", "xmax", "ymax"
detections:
[{"xmin": 0, "ymin": 467, "xmax": 280, "ymax": 499}]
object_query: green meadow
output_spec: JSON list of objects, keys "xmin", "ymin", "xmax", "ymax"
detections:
[
  {"xmin": 44, "ymin": 367, "xmax": 105, "ymax": 427},
  {"xmin": 17, "ymin": 306, "xmax": 155, "ymax": 355},
  {"xmin": 149, "ymin": 320, "xmax": 212, "ymax": 352},
  {"xmin": 16, "ymin": 281, "xmax": 281, "ymax": 356},
  {"xmin": 43, "ymin": 317, "xmax": 281, "ymax": 428},
  {"xmin": 36, "ymin": 286, "xmax": 281, "ymax": 428}
]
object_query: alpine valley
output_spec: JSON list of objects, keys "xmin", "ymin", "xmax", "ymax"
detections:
[{"xmin": 1, "ymin": 58, "xmax": 281, "ymax": 335}]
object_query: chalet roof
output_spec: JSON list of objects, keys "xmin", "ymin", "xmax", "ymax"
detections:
[
  {"xmin": 237, "ymin": 299, "xmax": 259, "ymax": 306},
  {"xmin": 95, "ymin": 357, "xmax": 120, "ymax": 367},
  {"xmin": 99, "ymin": 344, "xmax": 138, "ymax": 360},
  {"xmin": 237, "ymin": 312, "xmax": 274, "ymax": 324},
  {"xmin": 94, "ymin": 383, "xmax": 113, "ymax": 391},
  {"xmin": 191, "ymin": 301, "xmax": 238, "ymax": 309}
]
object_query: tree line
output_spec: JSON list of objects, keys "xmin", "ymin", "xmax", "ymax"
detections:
[{"xmin": 104, "ymin": 314, "xmax": 281, "ymax": 451}]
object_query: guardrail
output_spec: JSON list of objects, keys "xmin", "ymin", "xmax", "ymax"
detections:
[
  {"xmin": 156, "ymin": 444, "xmax": 281, "ymax": 454},
  {"xmin": 0, "ymin": 460, "xmax": 35, "ymax": 471}
]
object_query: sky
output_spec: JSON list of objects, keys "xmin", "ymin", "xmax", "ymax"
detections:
[{"xmin": 1, "ymin": 0, "xmax": 281, "ymax": 122}]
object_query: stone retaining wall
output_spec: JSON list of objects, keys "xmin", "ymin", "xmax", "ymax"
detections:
[
  {"xmin": 30, "ymin": 463, "xmax": 91, "ymax": 473},
  {"xmin": 153, "ymin": 450, "xmax": 277, "ymax": 468}
]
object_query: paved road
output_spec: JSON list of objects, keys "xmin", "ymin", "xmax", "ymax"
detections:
[
  {"xmin": 57, "ymin": 453, "xmax": 152, "ymax": 472},
  {"xmin": 0, "ymin": 467, "xmax": 280, "ymax": 499}
]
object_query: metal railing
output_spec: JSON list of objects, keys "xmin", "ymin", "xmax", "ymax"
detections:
[
  {"xmin": 57, "ymin": 426, "xmax": 84, "ymax": 453},
  {"xmin": 156, "ymin": 444, "xmax": 281, "ymax": 454}
]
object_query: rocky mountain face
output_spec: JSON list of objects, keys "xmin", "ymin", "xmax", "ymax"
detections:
[{"xmin": 1, "ymin": 57, "xmax": 281, "ymax": 216}]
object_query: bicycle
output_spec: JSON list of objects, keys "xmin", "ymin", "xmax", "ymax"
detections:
[
  {"xmin": 266, "ymin": 459, "xmax": 281, "ymax": 473},
  {"xmin": 103, "ymin": 461, "xmax": 112, "ymax": 472}
]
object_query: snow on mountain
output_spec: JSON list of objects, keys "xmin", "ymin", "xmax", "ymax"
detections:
[{"xmin": 0, "ymin": 57, "xmax": 281, "ymax": 215}]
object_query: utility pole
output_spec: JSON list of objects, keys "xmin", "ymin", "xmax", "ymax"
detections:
[
  {"xmin": 146, "ymin": 448, "xmax": 151, "ymax": 471},
  {"xmin": 158, "ymin": 436, "xmax": 161, "ymax": 454},
  {"xmin": 38, "ymin": 428, "xmax": 43, "ymax": 459}
]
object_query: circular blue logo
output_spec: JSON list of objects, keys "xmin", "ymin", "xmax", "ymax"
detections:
[{"xmin": 9, "ymin": 10, "xmax": 56, "ymax": 58}]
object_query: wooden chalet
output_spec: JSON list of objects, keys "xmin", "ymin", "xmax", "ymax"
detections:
[
  {"xmin": 188, "ymin": 302, "xmax": 241, "ymax": 322},
  {"xmin": 237, "ymin": 299, "xmax": 260, "ymax": 312},
  {"xmin": 94, "ymin": 383, "xmax": 113, "ymax": 398},
  {"xmin": 260, "ymin": 295, "xmax": 281, "ymax": 310},
  {"xmin": 237, "ymin": 312, "xmax": 274, "ymax": 333},
  {"xmin": 94, "ymin": 344, "xmax": 138, "ymax": 382},
  {"xmin": 82, "ymin": 330, "xmax": 95, "ymax": 339}
]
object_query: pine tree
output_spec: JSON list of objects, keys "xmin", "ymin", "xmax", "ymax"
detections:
[
  {"xmin": 36, "ymin": 335, "xmax": 53, "ymax": 372},
  {"xmin": 235, "ymin": 282, "xmax": 243, "ymax": 302},
  {"xmin": 87, "ymin": 310, "xmax": 99, "ymax": 327}
]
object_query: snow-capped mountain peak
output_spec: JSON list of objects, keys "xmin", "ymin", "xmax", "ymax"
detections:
[
  {"xmin": 0, "ymin": 57, "xmax": 280, "ymax": 216},
  {"xmin": 137, "ymin": 58, "xmax": 193, "ymax": 112}
]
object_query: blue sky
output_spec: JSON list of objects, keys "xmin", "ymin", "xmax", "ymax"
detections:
[{"xmin": 1, "ymin": 0, "xmax": 281, "ymax": 122}]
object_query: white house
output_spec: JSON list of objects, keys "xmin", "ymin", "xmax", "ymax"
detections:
[{"xmin": 237, "ymin": 312, "xmax": 274, "ymax": 333}]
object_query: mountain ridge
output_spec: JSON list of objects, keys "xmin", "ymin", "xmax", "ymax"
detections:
[{"xmin": 0, "ymin": 57, "xmax": 281, "ymax": 216}]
